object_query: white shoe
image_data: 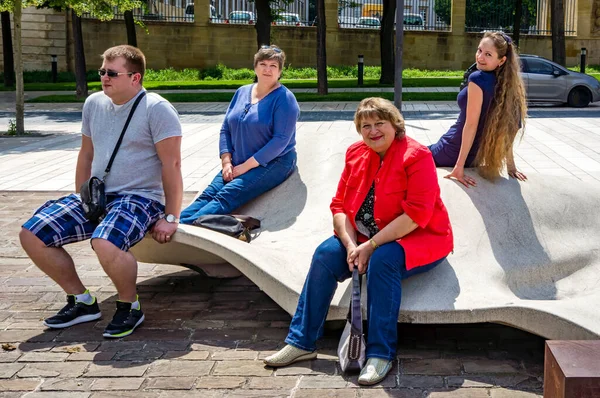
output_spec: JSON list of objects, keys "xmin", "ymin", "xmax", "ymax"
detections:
[{"xmin": 263, "ymin": 344, "xmax": 317, "ymax": 367}]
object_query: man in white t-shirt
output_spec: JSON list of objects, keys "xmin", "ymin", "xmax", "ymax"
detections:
[{"xmin": 19, "ymin": 45, "xmax": 183, "ymax": 338}]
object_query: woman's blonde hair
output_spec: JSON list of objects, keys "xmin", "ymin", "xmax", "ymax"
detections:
[
  {"xmin": 474, "ymin": 31, "xmax": 528, "ymax": 180},
  {"xmin": 354, "ymin": 97, "xmax": 406, "ymax": 139}
]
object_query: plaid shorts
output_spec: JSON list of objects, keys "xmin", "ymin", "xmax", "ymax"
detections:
[{"xmin": 22, "ymin": 193, "xmax": 164, "ymax": 252}]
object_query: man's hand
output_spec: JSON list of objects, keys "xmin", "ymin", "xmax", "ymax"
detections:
[
  {"xmin": 347, "ymin": 242, "xmax": 375, "ymax": 274},
  {"xmin": 151, "ymin": 218, "xmax": 178, "ymax": 244}
]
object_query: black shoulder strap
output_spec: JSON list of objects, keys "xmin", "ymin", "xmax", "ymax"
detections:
[{"xmin": 104, "ymin": 91, "xmax": 147, "ymax": 177}]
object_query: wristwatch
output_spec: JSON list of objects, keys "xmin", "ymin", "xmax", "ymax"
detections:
[{"xmin": 164, "ymin": 214, "xmax": 179, "ymax": 223}]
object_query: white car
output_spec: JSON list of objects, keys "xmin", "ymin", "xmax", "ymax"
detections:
[
  {"xmin": 228, "ymin": 11, "xmax": 255, "ymax": 24},
  {"xmin": 274, "ymin": 12, "xmax": 305, "ymax": 26},
  {"xmin": 355, "ymin": 17, "xmax": 380, "ymax": 29}
]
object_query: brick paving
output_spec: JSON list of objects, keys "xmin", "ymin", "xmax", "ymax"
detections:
[{"xmin": 0, "ymin": 191, "xmax": 546, "ymax": 397}]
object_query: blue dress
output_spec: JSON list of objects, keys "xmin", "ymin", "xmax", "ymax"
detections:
[{"xmin": 428, "ymin": 70, "xmax": 497, "ymax": 167}]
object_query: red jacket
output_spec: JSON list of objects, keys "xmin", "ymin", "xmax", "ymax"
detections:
[{"xmin": 330, "ymin": 136, "xmax": 453, "ymax": 270}]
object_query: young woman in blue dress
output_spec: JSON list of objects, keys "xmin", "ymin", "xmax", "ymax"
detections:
[{"xmin": 428, "ymin": 31, "xmax": 528, "ymax": 187}]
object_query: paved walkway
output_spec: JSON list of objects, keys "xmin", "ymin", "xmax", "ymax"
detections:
[{"xmin": 2, "ymin": 100, "xmax": 599, "ymax": 396}]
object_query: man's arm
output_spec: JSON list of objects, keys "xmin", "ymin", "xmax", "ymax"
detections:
[
  {"xmin": 75, "ymin": 135, "xmax": 94, "ymax": 192},
  {"xmin": 152, "ymin": 136, "xmax": 183, "ymax": 244}
]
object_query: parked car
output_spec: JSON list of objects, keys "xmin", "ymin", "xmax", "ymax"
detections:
[
  {"xmin": 460, "ymin": 54, "xmax": 600, "ymax": 108},
  {"xmin": 402, "ymin": 13, "xmax": 424, "ymax": 30},
  {"xmin": 355, "ymin": 17, "xmax": 380, "ymax": 29},
  {"xmin": 274, "ymin": 12, "xmax": 305, "ymax": 26},
  {"xmin": 228, "ymin": 11, "xmax": 255, "ymax": 24}
]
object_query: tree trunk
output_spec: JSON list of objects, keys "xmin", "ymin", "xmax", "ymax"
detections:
[
  {"xmin": 71, "ymin": 9, "xmax": 88, "ymax": 99},
  {"xmin": 394, "ymin": 0, "xmax": 404, "ymax": 109},
  {"xmin": 513, "ymin": 0, "xmax": 522, "ymax": 48},
  {"xmin": 379, "ymin": 0, "xmax": 395, "ymax": 84},
  {"xmin": 1, "ymin": 11, "xmax": 15, "ymax": 88},
  {"xmin": 551, "ymin": 0, "xmax": 565, "ymax": 66},
  {"xmin": 124, "ymin": 11, "xmax": 137, "ymax": 47},
  {"xmin": 14, "ymin": 0, "xmax": 24, "ymax": 134},
  {"xmin": 316, "ymin": 0, "xmax": 327, "ymax": 95},
  {"xmin": 254, "ymin": 0, "xmax": 271, "ymax": 49}
]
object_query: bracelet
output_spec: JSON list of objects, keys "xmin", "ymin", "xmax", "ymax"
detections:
[{"xmin": 369, "ymin": 239, "xmax": 379, "ymax": 250}]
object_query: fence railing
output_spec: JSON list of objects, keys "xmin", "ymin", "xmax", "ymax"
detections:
[
  {"xmin": 338, "ymin": 0, "xmax": 451, "ymax": 31},
  {"xmin": 81, "ymin": 0, "xmax": 193, "ymax": 22},
  {"xmin": 210, "ymin": 0, "xmax": 311, "ymax": 26},
  {"xmin": 82, "ymin": 0, "xmax": 578, "ymax": 36},
  {"xmin": 465, "ymin": 0, "xmax": 577, "ymax": 36}
]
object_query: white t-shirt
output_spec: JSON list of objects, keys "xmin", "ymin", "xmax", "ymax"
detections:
[{"xmin": 81, "ymin": 89, "xmax": 182, "ymax": 204}]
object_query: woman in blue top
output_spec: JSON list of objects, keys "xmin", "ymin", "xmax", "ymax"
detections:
[
  {"xmin": 428, "ymin": 31, "xmax": 528, "ymax": 187},
  {"xmin": 180, "ymin": 45, "xmax": 299, "ymax": 224}
]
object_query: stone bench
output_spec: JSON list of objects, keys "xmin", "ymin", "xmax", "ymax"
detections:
[{"xmin": 131, "ymin": 128, "xmax": 600, "ymax": 340}]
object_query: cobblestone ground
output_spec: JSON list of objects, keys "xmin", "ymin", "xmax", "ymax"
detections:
[{"xmin": 0, "ymin": 192, "xmax": 544, "ymax": 397}]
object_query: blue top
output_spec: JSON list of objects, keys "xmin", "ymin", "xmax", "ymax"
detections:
[
  {"xmin": 219, "ymin": 84, "xmax": 300, "ymax": 167},
  {"xmin": 429, "ymin": 70, "xmax": 497, "ymax": 167}
]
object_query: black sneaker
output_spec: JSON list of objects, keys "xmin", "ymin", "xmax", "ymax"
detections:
[
  {"xmin": 43, "ymin": 295, "xmax": 101, "ymax": 329},
  {"xmin": 102, "ymin": 301, "xmax": 145, "ymax": 338}
]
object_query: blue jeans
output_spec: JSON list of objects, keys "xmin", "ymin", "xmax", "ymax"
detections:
[
  {"xmin": 285, "ymin": 235, "xmax": 445, "ymax": 361},
  {"xmin": 180, "ymin": 150, "xmax": 297, "ymax": 224}
]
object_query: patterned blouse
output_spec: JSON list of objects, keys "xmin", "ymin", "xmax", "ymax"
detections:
[{"xmin": 355, "ymin": 183, "xmax": 379, "ymax": 238}]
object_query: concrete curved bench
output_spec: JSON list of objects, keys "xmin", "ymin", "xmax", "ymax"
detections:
[{"xmin": 131, "ymin": 129, "xmax": 600, "ymax": 341}]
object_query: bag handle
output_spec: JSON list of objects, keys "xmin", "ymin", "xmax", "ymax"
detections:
[
  {"xmin": 232, "ymin": 214, "xmax": 261, "ymax": 230},
  {"xmin": 103, "ymin": 91, "xmax": 147, "ymax": 179},
  {"xmin": 347, "ymin": 268, "xmax": 363, "ymax": 360}
]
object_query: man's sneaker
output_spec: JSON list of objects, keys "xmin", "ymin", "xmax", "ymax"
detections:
[
  {"xmin": 43, "ymin": 295, "xmax": 101, "ymax": 329},
  {"xmin": 102, "ymin": 301, "xmax": 145, "ymax": 338}
]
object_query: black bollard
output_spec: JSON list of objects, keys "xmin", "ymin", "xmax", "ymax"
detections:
[
  {"xmin": 51, "ymin": 54, "xmax": 58, "ymax": 83},
  {"xmin": 580, "ymin": 48, "xmax": 587, "ymax": 74},
  {"xmin": 358, "ymin": 54, "xmax": 364, "ymax": 87}
]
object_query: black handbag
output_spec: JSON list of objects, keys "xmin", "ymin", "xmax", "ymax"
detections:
[
  {"xmin": 192, "ymin": 214, "xmax": 261, "ymax": 243},
  {"xmin": 80, "ymin": 92, "xmax": 146, "ymax": 222}
]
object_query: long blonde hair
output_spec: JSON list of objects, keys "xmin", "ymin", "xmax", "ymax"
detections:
[{"xmin": 474, "ymin": 32, "xmax": 528, "ymax": 180}]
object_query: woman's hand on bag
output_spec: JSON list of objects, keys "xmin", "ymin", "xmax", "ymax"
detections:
[
  {"xmin": 222, "ymin": 163, "xmax": 234, "ymax": 182},
  {"xmin": 347, "ymin": 242, "xmax": 374, "ymax": 274},
  {"xmin": 151, "ymin": 219, "xmax": 178, "ymax": 244},
  {"xmin": 444, "ymin": 165, "xmax": 476, "ymax": 188}
]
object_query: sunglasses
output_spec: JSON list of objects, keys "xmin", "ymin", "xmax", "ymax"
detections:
[
  {"xmin": 260, "ymin": 45, "xmax": 282, "ymax": 53},
  {"xmin": 98, "ymin": 69, "xmax": 134, "ymax": 78}
]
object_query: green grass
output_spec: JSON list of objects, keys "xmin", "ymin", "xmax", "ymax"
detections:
[
  {"xmin": 9, "ymin": 77, "xmax": 463, "ymax": 92},
  {"xmin": 27, "ymin": 91, "xmax": 458, "ymax": 103}
]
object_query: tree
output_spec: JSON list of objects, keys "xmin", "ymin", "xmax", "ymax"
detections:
[
  {"xmin": 124, "ymin": 10, "xmax": 137, "ymax": 47},
  {"xmin": 315, "ymin": 0, "xmax": 326, "ymax": 95},
  {"xmin": 254, "ymin": 0, "xmax": 271, "ymax": 47},
  {"xmin": 71, "ymin": 9, "xmax": 86, "ymax": 98},
  {"xmin": 551, "ymin": 0, "xmax": 565, "ymax": 66},
  {"xmin": 252, "ymin": 0, "xmax": 295, "ymax": 49},
  {"xmin": 379, "ymin": 0, "xmax": 395, "ymax": 84},
  {"xmin": 0, "ymin": 0, "xmax": 142, "ymax": 134},
  {"xmin": 1, "ymin": 11, "xmax": 15, "ymax": 87},
  {"xmin": 434, "ymin": 0, "xmax": 451, "ymax": 26}
]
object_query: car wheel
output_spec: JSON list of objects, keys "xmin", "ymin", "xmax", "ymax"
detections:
[{"xmin": 567, "ymin": 87, "xmax": 592, "ymax": 108}]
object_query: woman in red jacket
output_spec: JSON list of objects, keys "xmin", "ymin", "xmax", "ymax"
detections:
[{"xmin": 264, "ymin": 97, "xmax": 454, "ymax": 386}]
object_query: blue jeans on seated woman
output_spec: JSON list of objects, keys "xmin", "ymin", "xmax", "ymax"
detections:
[
  {"xmin": 285, "ymin": 235, "xmax": 445, "ymax": 361},
  {"xmin": 180, "ymin": 150, "xmax": 297, "ymax": 225}
]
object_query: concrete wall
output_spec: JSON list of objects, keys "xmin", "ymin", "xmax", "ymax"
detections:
[
  {"xmin": 1, "ymin": 0, "xmax": 598, "ymax": 72},
  {"xmin": 0, "ymin": 7, "xmax": 68, "ymax": 72}
]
